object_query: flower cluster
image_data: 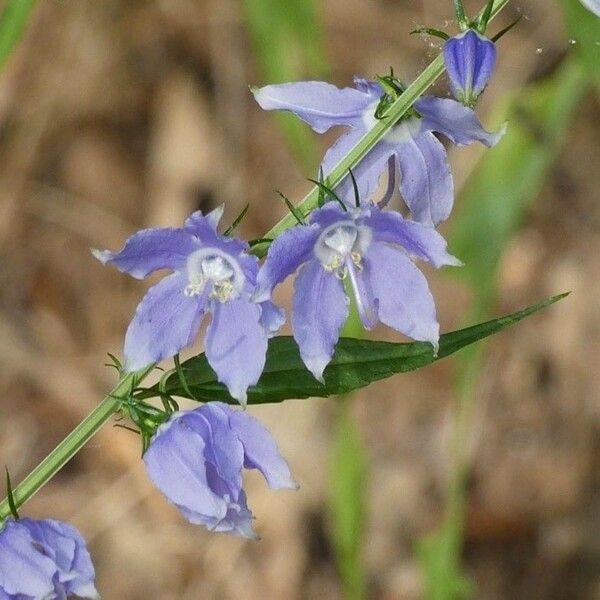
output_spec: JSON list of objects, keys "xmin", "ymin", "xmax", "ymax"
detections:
[
  {"xmin": 2, "ymin": 7, "xmax": 511, "ymax": 595},
  {"xmin": 89, "ymin": 69, "xmax": 502, "ymax": 545}
]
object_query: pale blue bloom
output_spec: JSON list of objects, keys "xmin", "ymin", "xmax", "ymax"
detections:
[
  {"xmin": 255, "ymin": 203, "xmax": 461, "ymax": 381},
  {"xmin": 253, "ymin": 77, "xmax": 504, "ymax": 227},
  {"xmin": 0, "ymin": 517, "xmax": 98, "ymax": 599},
  {"xmin": 93, "ymin": 206, "xmax": 284, "ymax": 405},
  {"xmin": 143, "ymin": 403, "xmax": 297, "ymax": 539}
]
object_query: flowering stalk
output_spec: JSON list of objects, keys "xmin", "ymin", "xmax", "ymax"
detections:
[
  {"xmin": 253, "ymin": 0, "xmax": 512, "ymax": 258},
  {"xmin": 0, "ymin": 0, "xmax": 512, "ymax": 524},
  {"xmin": 0, "ymin": 365, "xmax": 154, "ymax": 523}
]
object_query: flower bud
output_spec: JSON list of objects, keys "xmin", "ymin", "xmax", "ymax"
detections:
[{"xmin": 443, "ymin": 29, "xmax": 497, "ymax": 105}]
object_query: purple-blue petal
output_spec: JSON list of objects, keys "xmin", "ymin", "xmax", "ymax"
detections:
[
  {"xmin": 205, "ymin": 298, "xmax": 268, "ymax": 405},
  {"xmin": 124, "ymin": 272, "xmax": 206, "ymax": 371},
  {"xmin": 0, "ymin": 520, "xmax": 56, "ymax": 598},
  {"xmin": 255, "ymin": 225, "xmax": 320, "ymax": 302},
  {"xmin": 352, "ymin": 76, "xmax": 384, "ymax": 99},
  {"xmin": 359, "ymin": 206, "xmax": 462, "ymax": 268},
  {"xmin": 415, "ymin": 96, "xmax": 505, "ymax": 147},
  {"xmin": 259, "ymin": 300, "xmax": 285, "ymax": 337},
  {"xmin": 308, "ymin": 202, "xmax": 351, "ymax": 229},
  {"xmin": 444, "ymin": 30, "xmax": 497, "ymax": 102},
  {"xmin": 226, "ymin": 405, "xmax": 297, "ymax": 490},
  {"xmin": 364, "ymin": 242, "xmax": 439, "ymax": 350},
  {"xmin": 292, "ymin": 260, "xmax": 349, "ymax": 382},
  {"xmin": 395, "ymin": 131, "xmax": 454, "ymax": 227},
  {"xmin": 92, "ymin": 227, "xmax": 199, "ymax": 280},
  {"xmin": 184, "ymin": 207, "xmax": 248, "ymax": 256},
  {"xmin": 252, "ymin": 81, "xmax": 373, "ymax": 133}
]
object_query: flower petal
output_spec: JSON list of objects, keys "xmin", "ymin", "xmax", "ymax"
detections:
[
  {"xmin": 321, "ymin": 129, "xmax": 395, "ymax": 206},
  {"xmin": 252, "ymin": 81, "xmax": 372, "ymax": 133},
  {"xmin": 226, "ymin": 405, "xmax": 297, "ymax": 490},
  {"xmin": 292, "ymin": 260, "xmax": 349, "ymax": 382},
  {"xmin": 365, "ymin": 242, "xmax": 439, "ymax": 350},
  {"xmin": 123, "ymin": 272, "xmax": 206, "ymax": 371},
  {"xmin": 352, "ymin": 76, "xmax": 384, "ymax": 98},
  {"xmin": 0, "ymin": 520, "xmax": 56, "ymax": 598},
  {"xmin": 255, "ymin": 225, "xmax": 320, "ymax": 301},
  {"xmin": 184, "ymin": 207, "xmax": 247, "ymax": 256},
  {"xmin": 395, "ymin": 131, "xmax": 454, "ymax": 227},
  {"xmin": 415, "ymin": 96, "xmax": 505, "ymax": 147},
  {"xmin": 92, "ymin": 227, "xmax": 199, "ymax": 279},
  {"xmin": 359, "ymin": 206, "xmax": 462, "ymax": 268},
  {"xmin": 259, "ymin": 301, "xmax": 285, "ymax": 337},
  {"xmin": 205, "ymin": 298, "xmax": 268, "ymax": 405}
]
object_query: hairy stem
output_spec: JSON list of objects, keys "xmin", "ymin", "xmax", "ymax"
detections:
[
  {"xmin": 251, "ymin": 0, "xmax": 512, "ymax": 258},
  {"xmin": 0, "ymin": 365, "xmax": 154, "ymax": 522}
]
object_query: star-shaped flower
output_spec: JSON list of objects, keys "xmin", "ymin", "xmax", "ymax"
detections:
[
  {"xmin": 94, "ymin": 206, "xmax": 284, "ymax": 405},
  {"xmin": 253, "ymin": 77, "xmax": 505, "ymax": 227},
  {"xmin": 255, "ymin": 202, "xmax": 461, "ymax": 381}
]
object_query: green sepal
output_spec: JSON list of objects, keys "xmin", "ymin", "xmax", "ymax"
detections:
[
  {"xmin": 454, "ymin": 0, "xmax": 469, "ymax": 29},
  {"xmin": 306, "ymin": 177, "xmax": 347, "ymax": 211},
  {"xmin": 348, "ymin": 169, "xmax": 361, "ymax": 208},
  {"xmin": 477, "ymin": 0, "xmax": 496, "ymax": 31},
  {"xmin": 491, "ymin": 15, "xmax": 522, "ymax": 42},
  {"xmin": 138, "ymin": 294, "xmax": 567, "ymax": 405},
  {"xmin": 5, "ymin": 468, "xmax": 19, "ymax": 520},
  {"xmin": 410, "ymin": 27, "xmax": 450, "ymax": 41},
  {"xmin": 223, "ymin": 203, "xmax": 250, "ymax": 236},
  {"xmin": 277, "ymin": 190, "xmax": 306, "ymax": 225}
]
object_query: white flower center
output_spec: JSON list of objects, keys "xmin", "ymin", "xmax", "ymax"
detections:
[
  {"xmin": 314, "ymin": 222, "xmax": 372, "ymax": 280},
  {"xmin": 184, "ymin": 248, "xmax": 244, "ymax": 302}
]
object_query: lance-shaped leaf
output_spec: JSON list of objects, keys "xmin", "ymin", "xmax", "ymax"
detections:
[{"xmin": 139, "ymin": 294, "xmax": 567, "ymax": 405}]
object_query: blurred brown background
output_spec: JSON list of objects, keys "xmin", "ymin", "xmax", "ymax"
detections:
[{"xmin": 0, "ymin": 0, "xmax": 598, "ymax": 598}]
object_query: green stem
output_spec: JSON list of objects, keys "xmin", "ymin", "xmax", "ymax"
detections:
[
  {"xmin": 0, "ymin": 365, "xmax": 155, "ymax": 522},
  {"xmin": 251, "ymin": 0, "xmax": 511, "ymax": 259}
]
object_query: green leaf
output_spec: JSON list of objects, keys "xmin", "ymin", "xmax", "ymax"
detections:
[
  {"xmin": 140, "ymin": 294, "xmax": 567, "ymax": 404},
  {"xmin": 0, "ymin": 0, "xmax": 37, "ymax": 71}
]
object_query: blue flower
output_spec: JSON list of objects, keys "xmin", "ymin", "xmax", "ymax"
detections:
[
  {"xmin": 443, "ymin": 29, "xmax": 497, "ymax": 106},
  {"xmin": 255, "ymin": 203, "xmax": 461, "ymax": 381},
  {"xmin": 580, "ymin": 0, "xmax": 600, "ymax": 15},
  {"xmin": 0, "ymin": 517, "xmax": 98, "ymax": 599},
  {"xmin": 93, "ymin": 206, "xmax": 284, "ymax": 405},
  {"xmin": 143, "ymin": 402, "xmax": 297, "ymax": 539},
  {"xmin": 253, "ymin": 77, "xmax": 504, "ymax": 227}
]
